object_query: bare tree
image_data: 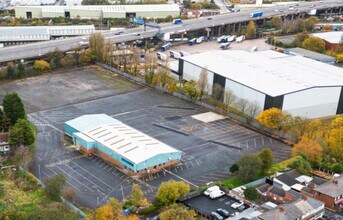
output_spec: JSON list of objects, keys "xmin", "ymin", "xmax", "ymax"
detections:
[
  {"xmin": 197, "ymin": 67, "xmax": 208, "ymax": 100},
  {"xmin": 224, "ymin": 89, "xmax": 237, "ymax": 111},
  {"xmin": 156, "ymin": 58, "xmax": 170, "ymax": 88},
  {"xmin": 212, "ymin": 83, "xmax": 224, "ymax": 101},
  {"xmin": 247, "ymin": 102, "xmax": 261, "ymax": 119},
  {"xmin": 236, "ymin": 99, "xmax": 249, "ymax": 114}
]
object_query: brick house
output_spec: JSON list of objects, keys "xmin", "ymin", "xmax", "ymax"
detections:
[
  {"xmin": 266, "ymin": 185, "xmax": 296, "ymax": 204},
  {"xmin": 313, "ymin": 175, "xmax": 343, "ymax": 211}
]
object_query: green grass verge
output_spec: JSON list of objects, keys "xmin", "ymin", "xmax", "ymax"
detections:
[
  {"xmin": 270, "ymin": 157, "xmax": 296, "ymax": 174},
  {"xmin": 220, "ymin": 176, "xmax": 245, "ymax": 188}
]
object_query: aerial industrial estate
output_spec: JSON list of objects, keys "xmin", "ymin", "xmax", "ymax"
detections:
[{"xmin": 0, "ymin": 0, "xmax": 342, "ymax": 219}]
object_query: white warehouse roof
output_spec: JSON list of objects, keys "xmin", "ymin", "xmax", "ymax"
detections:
[
  {"xmin": 181, "ymin": 50, "xmax": 343, "ymax": 97},
  {"xmin": 17, "ymin": 4, "xmax": 179, "ymax": 12},
  {"xmin": 68, "ymin": 114, "xmax": 180, "ymax": 164},
  {"xmin": 312, "ymin": 31, "xmax": 343, "ymax": 44}
]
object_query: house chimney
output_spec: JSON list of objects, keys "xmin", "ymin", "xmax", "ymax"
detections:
[
  {"xmin": 279, "ymin": 206, "xmax": 285, "ymax": 213},
  {"xmin": 309, "ymin": 183, "xmax": 315, "ymax": 190}
]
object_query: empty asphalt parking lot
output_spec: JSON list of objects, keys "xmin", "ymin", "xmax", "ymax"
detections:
[{"xmin": 1, "ymin": 67, "xmax": 291, "ymax": 209}]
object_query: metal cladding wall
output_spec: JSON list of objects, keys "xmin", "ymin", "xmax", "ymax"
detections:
[
  {"xmin": 135, "ymin": 152, "xmax": 181, "ymax": 171},
  {"xmin": 282, "ymin": 87, "xmax": 341, "ymax": 118},
  {"xmin": 183, "ymin": 61, "xmax": 214, "ymax": 95},
  {"xmin": 225, "ymin": 78, "xmax": 265, "ymax": 113},
  {"xmin": 64, "ymin": 123, "xmax": 79, "ymax": 137}
]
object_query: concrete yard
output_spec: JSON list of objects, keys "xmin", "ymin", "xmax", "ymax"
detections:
[{"xmin": 0, "ymin": 67, "xmax": 291, "ymax": 209}]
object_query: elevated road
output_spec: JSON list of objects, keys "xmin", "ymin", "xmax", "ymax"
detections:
[{"xmin": 0, "ymin": 0, "xmax": 342, "ymax": 63}]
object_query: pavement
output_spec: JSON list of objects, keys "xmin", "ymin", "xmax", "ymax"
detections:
[
  {"xmin": 0, "ymin": 68, "xmax": 291, "ymax": 209},
  {"xmin": 0, "ymin": 0, "xmax": 341, "ymax": 62}
]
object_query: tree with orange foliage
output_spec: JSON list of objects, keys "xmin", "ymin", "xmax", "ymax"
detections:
[
  {"xmin": 257, "ymin": 108, "xmax": 287, "ymax": 130},
  {"xmin": 292, "ymin": 138, "xmax": 323, "ymax": 164},
  {"xmin": 327, "ymin": 116, "xmax": 343, "ymax": 161},
  {"xmin": 87, "ymin": 198, "xmax": 122, "ymax": 220}
]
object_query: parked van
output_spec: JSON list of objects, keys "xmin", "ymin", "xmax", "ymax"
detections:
[
  {"xmin": 231, "ymin": 201, "xmax": 244, "ymax": 209},
  {"xmin": 209, "ymin": 190, "xmax": 225, "ymax": 199},
  {"xmin": 204, "ymin": 185, "xmax": 220, "ymax": 196},
  {"xmin": 196, "ymin": 36, "xmax": 204, "ymax": 44}
]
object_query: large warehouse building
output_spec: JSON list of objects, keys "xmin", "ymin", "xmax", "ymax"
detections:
[
  {"xmin": 0, "ymin": 25, "xmax": 94, "ymax": 45},
  {"xmin": 15, "ymin": 5, "xmax": 180, "ymax": 19},
  {"xmin": 64, "ymin": 114, "xmax": 181, "ymax": 175},
  {"xmin": 177, "ymin": 50, "xmax": 343, "ymax": 119}
]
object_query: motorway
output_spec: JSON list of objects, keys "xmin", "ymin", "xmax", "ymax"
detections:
[{"xmin": 0, "ymin": 0, "xmax": 342, "ymax": 63}]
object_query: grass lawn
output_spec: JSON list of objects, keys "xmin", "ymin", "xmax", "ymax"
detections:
[{"xmin": 220, "ymin": 176, "xmax": 245, "ymax": 188}]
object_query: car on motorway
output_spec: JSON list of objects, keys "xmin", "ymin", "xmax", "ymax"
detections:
[
  {"xmin": 210, "ymin": 212, "xmax": 224, "ymax": 220},
  {"xmin": 114, "ymin": 31, "xmax": 124, "ymax": 35},
  {"xmin": 207, "ymin": 17, "xmax": 213, "ymax": 20},
  {"xmin": 273, "ymin": 9, "xmax": 279, "ymax": 12},
  {"xmin": 217, "ymin": 208, "xmax": 230, "ymax": 217},
  {"xmin": 132, "ymin": 33, "xmax": 141, "ymax": 36}
]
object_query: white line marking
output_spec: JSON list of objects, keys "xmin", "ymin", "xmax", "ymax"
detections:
[{"xmin": 163, "ymin": 169, "xmax": 198, "ymax": 188}]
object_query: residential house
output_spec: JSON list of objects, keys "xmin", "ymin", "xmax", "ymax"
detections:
[
  {"xmin": 258, "ymin": 196, "xmax": 325, "ymax": 220},
  {"xmin": 313, "ymin": 175, "xmax": 343, "ymax": 211}
]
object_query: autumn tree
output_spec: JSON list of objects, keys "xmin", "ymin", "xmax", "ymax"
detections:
[
  {"xmin": 88, "ymin": 198, "xmax": 122, "ymax": 220},
  {"xmin": 2, "ymin": 92, "xmax": 26, "ymax": 126},
  {"xmin": 46, "ymin": 49, "xmax": 65, "ymax": 68},
  {"xmin": 243, "ymin": 186, "xmax": 259, "ymax": 200},
  {"xmin": 182, "ymin": 80, "xmax": 199, "ymax": 100},
  {"xmin": 246, "ymin": 21, "xmax": 256, "ymax": 39},
  {"xmin": 301, "ymin": 36, "xmax": 325, "ymax": 53},
  {"xmin": 130, "ymin": 184, "xmax": 144, "ymax": 208},
  {"xmin": 156, "ymin": 180, "xmax": 190, "ymax": 207},
  {"xmin": 258, "ymin": 148, "xmax": 274, "ymax": 172},
  {"xmin": 257, "ymin": 108, "xmax": 287, "ymax": 131},
  {"xmin": 197, "ymin": 67, "xmax": 208, "ymax": 100},
  {"xmin": 89, "ymin": 32, "xmax": 105, "ymax": 62},
  {"xmin": 156, "ymin": 64, "xmax": 171, "ymax": 88},
  {"xmin": 327, "ymin": 116, "xmax": 343, "ymax": 161},
  {"xmin": 191, "ymin": 3, "xmax": 202, "ymax": 18},
  {"xmin": 292, "ymin": 138, "xmax": 324, "ymax": 164},
  {"xmin": 305, "ymin": 16, "xmax": 318, "ymax": 30},
  {"xmin": 271, "ymin": 16, "xmax": 281, "ymax": 28},
  {"xmin": 236, "ymin": 154, "xmax": 263, "ymax": 182},
  {"xmin": 34, "ymin": 60, "xmax": 51, "ymax": 72},
  {"xmin": 159, "ymin": 204, "xmax": 195, "ymax": 220},
  {"xmin": 44, "ymin": 174, "xmax": 66, "ymax": 201},
  {"xmin": 292, "ymin": 32, "xmax": 309, "ymax": 47}
]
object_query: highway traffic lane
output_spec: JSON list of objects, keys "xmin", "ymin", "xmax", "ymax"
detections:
[{"xmin": 0, "ymin": 0, "xmax": 342, "ymax": 62}]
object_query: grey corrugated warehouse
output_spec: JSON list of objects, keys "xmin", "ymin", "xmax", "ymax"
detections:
[
  {"xmin": 176, "ymin": 50, "xmax": 343, "ymax": 119},
  {"xmin": 15, "ymin": 5, "xmax": 180, "ymax": 19},
  {"xmin": 0, "ymin": 25, "xmax": 94, "ymax": 45},
  {"xmin": 286, "ymin": 47, "xmax": 336, "ymax": 64}
]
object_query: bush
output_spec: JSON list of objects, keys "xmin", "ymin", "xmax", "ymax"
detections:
[
  {"xmin": 330, "ymin": 163, "xmax": 343, "ymax": 173},
  {"xmin": 63, "ymin": 187, "xmax": 76, "ymax": 203},
  {"xmin": 290, "ymin": 156, "xmax": 312, "ymax": 175},
  {"xmin": 0, "ymin": 182, "xmax": 4, "ymax": 198},
  {"xmin": 243, "ymin": 186, "xmax": 259, "ymax": 200},
  {"xmin": 336, "ymin": 54, "xmax": 343, "ymax": 63},
  {"xmin": 44, "ymin": 174, "xmax": 66, "ymax": 201},
  {"xmin": 33, "ymin": 60, "xmax": 51, "ymax": 72}
]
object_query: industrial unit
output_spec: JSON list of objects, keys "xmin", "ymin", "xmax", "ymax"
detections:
[
  {"xmin": 176, "ymin": 50, "xmax": 343, "ymax": 118},
  {"xmin": 0, "ymin": 25, "xmax": 94, "ymax": 45},
  {"xmin": 64, "ymin": 114, "xmax": 181, "ymax": 175},
  {"xmin": 14, "ymin": 4, "xmax": 180, "ymax": 19}
]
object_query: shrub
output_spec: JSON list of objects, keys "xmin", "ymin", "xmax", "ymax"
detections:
[
  {"xmin": 33, "ymin": 60, "xmax": 51, "ymax": 72},
  {"xmin": 243, "ymin": 186, "xmax": 259, "ymax": 200},
  {"xmin": 44, "ymin": 174, "xmax": 66, "ymax": 201},
  {"xmin": 330, "ymin": 163, "xmax": 343, "ymax": 173},
  {"xmin": 336, "ymin": 54, "xmax": 343, "ymax": 63}
]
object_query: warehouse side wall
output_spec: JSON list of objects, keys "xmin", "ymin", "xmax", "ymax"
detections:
[
  {"xmin": 225, "ymin": 78, "xmax": 265, "ymax": 113},
  {"xmin": 282, "ymin": 87, "xmax": 341, "ymax": 118},
  {"xmin": 183, "ymin": 61, "xmax": 214, "ymax": 95}
]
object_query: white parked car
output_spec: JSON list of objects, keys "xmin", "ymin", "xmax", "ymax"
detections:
[
  {"xmin": 204, "ymin": 185, "xmax": 220, "ymax": 196},
  {"xmin": 209, "ymin": 190, "xmax": 225, "ymax": 199}
]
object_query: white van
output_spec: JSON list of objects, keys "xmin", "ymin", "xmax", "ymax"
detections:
[
  {"xmin": 204, "ymin": 185, "xmax": 220, "ymax": 196},
  {"xmin": 231, "ymin": 202, "xmax": 244, "ymax": 209},
  {"xmin": 209, "ymin": 190, "xmax": 225, "ymax": 199}
]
